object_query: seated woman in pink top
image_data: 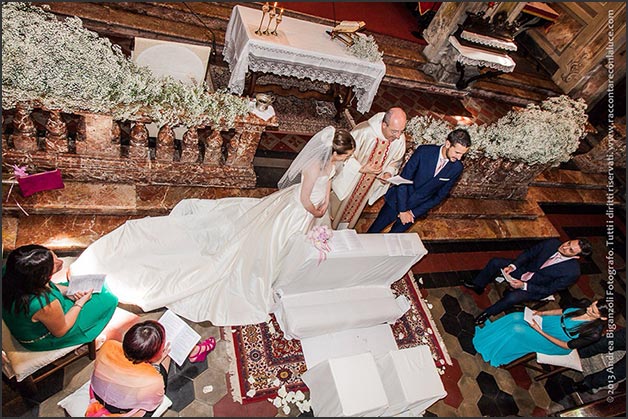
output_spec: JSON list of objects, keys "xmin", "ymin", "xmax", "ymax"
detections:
[{"xmin": 86, "ymin": 320, "xmax": 215, "ymax": 417}]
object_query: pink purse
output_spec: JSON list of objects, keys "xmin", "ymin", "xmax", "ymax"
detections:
[{"xmin": 17, "ymin": 169, "xmax": 64, "ymax": 197}]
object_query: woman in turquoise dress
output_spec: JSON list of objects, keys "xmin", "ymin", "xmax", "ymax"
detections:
[
  {"xmin": 2, "ymin": 244, "xmax": 118, "ymax": 351},
  {"xmin": 473, "ymin": 298, "xmax": 609, "ymax": 367}
]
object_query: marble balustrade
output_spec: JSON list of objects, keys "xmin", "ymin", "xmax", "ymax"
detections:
[{"xmin": 2, "ymin": 104, "xmax": 277, "ymax": 188}]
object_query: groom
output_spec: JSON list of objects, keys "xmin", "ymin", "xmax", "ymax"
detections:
[{"xmin": 367, "ymin": 128, "xmax": 471, "ymax": 233}]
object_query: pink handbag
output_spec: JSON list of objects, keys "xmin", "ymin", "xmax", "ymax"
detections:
[{"xmin": 17, "ymin": 169, "xmax": 64, "ymax": 197}]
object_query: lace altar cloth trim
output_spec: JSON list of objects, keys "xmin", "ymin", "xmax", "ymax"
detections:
[
  {"xmin": 223, "ymin": 5, "xmax": 386, "ymax": 113},
  {"xmin": 460, "ymin": 30, "xmax": 518, "ymax": 52},
  {"xmin": 449, "ymin": 36, "xmax": 516, "ymax": 73}
]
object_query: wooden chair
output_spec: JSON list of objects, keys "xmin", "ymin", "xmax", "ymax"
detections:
[
  {"xmin": 2, "ymin": 319, "xmax": 96, "ymax": 398},
  {"xmin": 502, "ymin": 352, "xmax": 571, "ymax": 381}
]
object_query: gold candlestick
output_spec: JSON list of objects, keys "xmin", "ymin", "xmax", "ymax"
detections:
[
  {"xmin": 271, "ymin": 13, "xmax": 283, "ymax": 36},
  {"xmin": 263, "ymin": 6, "xmax": 276, "ymax": 35},
  {"xmin": 255, "ymin": 2, "xmax": 270, "ymax": 35}
]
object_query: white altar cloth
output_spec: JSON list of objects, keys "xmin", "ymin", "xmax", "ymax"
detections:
[
  {"xmin": 449, "ymin": 35, "xmax": 516, "ymax": 73},
  {"xmin": 224, "ymin": 5, "xmax": 386, "ymax": 113}
]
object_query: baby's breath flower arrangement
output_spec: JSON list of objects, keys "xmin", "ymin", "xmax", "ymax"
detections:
[
  {"xmin": 2, "ymin": 2, "xmax": 248, "ymax": 128},
  {"xmin": 405, "ymin": 95, "xmax": 588, "ymax": 166},
  {"xmin": 348, "ymin": 34, "xmax": 383, "ymax": 63}
]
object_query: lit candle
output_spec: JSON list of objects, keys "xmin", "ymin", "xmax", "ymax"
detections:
[
  {"xmin": 273, "ymin": 2, "xmax": 278, "ymax": 12},
  {"xmin": 280, "ymin": 7, "xmax": 284, "ymax": 16}
]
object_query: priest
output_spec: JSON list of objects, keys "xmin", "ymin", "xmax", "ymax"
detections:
[{"xmin": 330, "ymin": 107, "xmax": 407, "ymax": 229}]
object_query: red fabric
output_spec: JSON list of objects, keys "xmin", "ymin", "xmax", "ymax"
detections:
[
  {"xmin": 17, "ymin": 169, "xmax": 64, "ymax": 197},
  {"xmin": 417, "ymin": 2, "xmax": 441, "ymax": 15},
  {"xmin": 282, "ymin": 2, "xmax": 425, "ymax": 44}
]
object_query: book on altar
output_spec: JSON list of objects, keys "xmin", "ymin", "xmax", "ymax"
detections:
[
  {"xmin": 66, "ymin": 274, "xmax": 106, "ymax": 295},
  {"xmin": 158, "ymin": 310, "xmax": 201, "ymax": 366},
  {"xmin": 333, "ymin": 20, "xmax": 366, "ymax": 33},
  {"xmin": 524, "ymin": 307, "xmax": 543, "ymax": 327},
  {"xmin": 382, "ymin": 175, "xmax": 413, "ymax": 185}
]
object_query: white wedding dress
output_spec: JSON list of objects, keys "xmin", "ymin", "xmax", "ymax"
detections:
[{"xmin": 70, "ymin": 168, "xmax": 334, "ymax": 326}]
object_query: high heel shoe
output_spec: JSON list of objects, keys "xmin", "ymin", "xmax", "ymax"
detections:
[{"xmin": 189, "ymin": 337, "xmax": 216, "ymax": 363}]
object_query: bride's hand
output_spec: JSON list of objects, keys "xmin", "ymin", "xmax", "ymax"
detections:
[{"xmin": 311, "ymin": 202, "xmax": 328, "ymax": 218}]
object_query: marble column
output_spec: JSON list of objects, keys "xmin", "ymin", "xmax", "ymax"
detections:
[
  {"xmin": 10, "ymin": 103, "xmax": 38, "ymax": 152},
  {"xmin": 225, "ymin": 123, "xmax": 265, "ymax": 168},
  {"xmin": 421, "ymin": 2, "xmax": 485, "ymax": 84},
  {"xmin": 181, "ymin": 126, "xmax": 200, "ymax": 163},
  {"xmin": 204, "ymin": 129, "xmax": 225, "ymax": 166},
  {"xmin": 77, "ymin": 113, "xmax": 118, "ymax": 156},
  {"xmin": 129, "ymin": 121, "xmax": 150, "ymax": 160},
  {"xmin": 573, "ymin": 122, "xmax": 627, "ymax": 172},
  {"xmin": 44, "ymin": 110, "xmax": 68, "ymax": 153}
]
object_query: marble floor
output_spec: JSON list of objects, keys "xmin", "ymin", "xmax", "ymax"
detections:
[{"xmin": 3, "ymin": 201, "xmax": 624, "ymax": 417}]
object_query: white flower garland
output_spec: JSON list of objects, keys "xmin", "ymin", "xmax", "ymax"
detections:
[
  {"xmin": 2, "ymin": 2, "xmax": 249, "ymax": 128},
  {"xmin": 405, "ymin": 95, "xmax": 588, "ymax": 166}
]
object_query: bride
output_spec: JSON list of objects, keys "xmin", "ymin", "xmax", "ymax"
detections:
[{"xmin": 70, "ymin": 127, "xmax": 355, "ymax": 326}]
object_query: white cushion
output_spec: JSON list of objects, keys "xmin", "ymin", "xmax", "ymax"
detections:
[
  {"xmin": 58, "ymin": 381, "xmax": 173, "ymax": 417},
  {"xmin": 2, "ymin": 319, "xmax": 81, "ymax": 382},
  {"xmin": 301, "ymin": 352, "xmax": 389, "ymax": 417},
  {"xmin": 536, "ymin": 349, "xmax": 583, "ymax": 372},
  {"xmin": 274, "ymin": 286, "xmax": 410, "ymax": 339}
]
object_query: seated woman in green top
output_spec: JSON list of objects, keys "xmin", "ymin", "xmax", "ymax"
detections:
[{"xmin": 2, "ymin": 244, "xmax": 118, "ymax": 351}]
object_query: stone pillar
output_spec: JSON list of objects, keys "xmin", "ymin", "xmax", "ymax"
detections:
[
  {"xmin": 76, "ymin": 113, "xmax": 118, "ymax": 156},
  {"xmin": 225, "ymin": 123, "xmax": 264, "ymax": 168},
  {"xmin": 156, "ymin": 124, "xmax": 176, "ymax": 161},
  {"xmin": 421, "ymin": 2, "xmax": 485, "ymax": 84},
  {"xmin": 10, "ymin": 103, "xmax": 38, "ymax": 152},
  {"xmin": 129, "ymin": 121, "xmax": 149, "ymax": 160},
  {"xmin": 181, "ymin": 126, "xmax": 199, "ymax": 163},
  {"xmin": 423, "ymin": 2, "xmax": 485, "ymax": 62},
  {"xmin": 204, "ymin": 129, "xmax": 224, "ymax": 166},
  {"xmin": 44, "ymin": 110, "xmax": 68, "ymax": 153}
]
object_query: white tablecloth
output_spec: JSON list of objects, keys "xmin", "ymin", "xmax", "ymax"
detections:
[
  {"xmin": 449, "ymin": 36, "xmax": 516, "ymax": 73},
  {"xmin": 224, "ymin": 5, "xmax": 386, "ymax": 113}
]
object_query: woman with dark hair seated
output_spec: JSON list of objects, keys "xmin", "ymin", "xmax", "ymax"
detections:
[
  {"xmin": 473, "ymin": 298, "xmax": 609, "ymax": 367},
  {"xmin": 86, "ymin": 320, "xmax": 216, "ymax": 416},
  {"xmin": 2, "ymin": 244, "xmax": 118, "ymax": 351}
]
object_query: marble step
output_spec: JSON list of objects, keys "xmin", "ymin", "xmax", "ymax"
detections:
[
  {"xmin": 354, "ymin": 213, "xmax": 559, "ymax": 242},
  {"xmin": 2, "ymin": 211, "xmax": 559, "ymax": 254},
  {"xmin": 532, "ymin": 169, "xmax": 608, "ymax": 190},
  {"xmin": 527, "ymin": 186, "xmax": 609, "ymax": 206},
  {"xmin": 2, "ymin": 181, "xmax": 545, "ymax": 220}
]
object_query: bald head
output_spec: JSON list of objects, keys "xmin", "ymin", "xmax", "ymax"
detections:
[{"xmin": 382, "ymin": 107, "xmax": 407, "ymax": 141}]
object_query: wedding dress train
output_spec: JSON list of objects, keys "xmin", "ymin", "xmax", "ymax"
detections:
[{"xmin": 70, "ymin": 171, "xmax": 333, "ymax": 326}]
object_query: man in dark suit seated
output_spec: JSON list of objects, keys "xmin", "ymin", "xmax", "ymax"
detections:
[
  {"xmin": 464, "ymin": 238, "xmax": 593, "ymax": 325},
  {"xmin": 367, "ymin": 128, "xmax": 471, "ymax": 233}
]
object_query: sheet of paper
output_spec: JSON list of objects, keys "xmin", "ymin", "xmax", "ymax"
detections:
[
  {"xmin": 384, "ymin": 175, "xmax": 413, "ymax": 185},
  {"xmin": 67, "ymin": 274, "xmax": 106, "ymax": 295},
  {"xmin": 330, "ymin": 229, "xmax": 364, "ymax": 253},
  {"xmin": 523, "ymin": 307, "xmax": 543, "ymax": 327},
  {"xmin": 159, "ymin": 309, "xmax": 201, "ymax": 366},
  {"xmin": 500, "ymin": 268, "xmax": 516, "ymax": 284}
]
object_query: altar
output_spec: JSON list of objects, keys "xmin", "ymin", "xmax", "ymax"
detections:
[{"xmin": 223, "ymin": 5, "xmax": 386, "ymax": 117}]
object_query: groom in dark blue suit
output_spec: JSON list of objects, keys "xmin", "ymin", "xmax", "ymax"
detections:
[
  {"xmin": 367, "ymin": 129, "xmax": 471, "ymax": 233},
  {"xmin": 466, "ymin": 237, "xmax": 593, "ymax": 325}
]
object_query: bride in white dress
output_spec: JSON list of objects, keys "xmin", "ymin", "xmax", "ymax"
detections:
[{"xmin": 70, "ymin": 127, "xmax": 355, "ymax": 326}]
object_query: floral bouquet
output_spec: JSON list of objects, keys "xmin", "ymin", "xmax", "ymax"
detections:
[{"xmin": 307, "ymin": 225, "xmax": 333, "ymax": 264}]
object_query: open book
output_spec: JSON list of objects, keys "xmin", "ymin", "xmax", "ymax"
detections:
[
  {"xmin": 66, "ymin": 274, "xmax": 106, "ymax": 295},
  {"xmin": 381, "ymin": 175, "xmax": 413, "ymax": 185},
  {"xmin": 158, "ymin": 310, "xmax": 201, "ymax": 366},
  {"xmin": 524, "ymin": 307, "xmax": 543, "ymax": 327},
  {"xmin": 333, "ymin": 20, "xmax": 366, "ymax": 33}
]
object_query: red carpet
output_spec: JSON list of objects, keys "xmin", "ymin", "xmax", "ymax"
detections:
[
  {"xmin": 224, "ymin": 272, "xmax": 451, "ymax": 404},
  {"xmin": 283, "ymin": 2, "xmax": 426, "ymax": 44}
]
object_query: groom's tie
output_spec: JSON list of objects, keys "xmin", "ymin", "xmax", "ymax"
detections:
[
  {"xmin": 520, "ymin": 252, "xmax": 563, "ymax": 282},
  {"xmin": 434, "ymin": 158, "xmax": 447, "ymax": 176}
]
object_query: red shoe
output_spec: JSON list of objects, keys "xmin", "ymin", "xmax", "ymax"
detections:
[{"xmin": 189, "ymin": 337, "xmax": 216, "ymax": 363}]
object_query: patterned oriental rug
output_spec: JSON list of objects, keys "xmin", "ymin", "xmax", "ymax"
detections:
[{"xmin": 223, "ymin": 272, "xmax": 452, "ymax": 404}]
